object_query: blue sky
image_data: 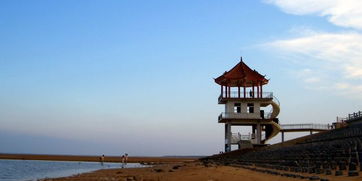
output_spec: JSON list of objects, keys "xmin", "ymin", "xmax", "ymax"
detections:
[{"xmin": 1, "ymin": 0, "xmax": 361, "ymax": 156}]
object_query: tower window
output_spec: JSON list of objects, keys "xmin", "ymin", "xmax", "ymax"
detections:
[
  {"xmin": 247, "ymin": 103, "xmax": 254, "ymax": 113},
  {"xmin": 234, "ymin": 103, "xmax": 241, "ymax": 113}
]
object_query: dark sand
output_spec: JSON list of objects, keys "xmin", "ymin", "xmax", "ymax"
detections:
[{"xmin": 41, "ymin": 161, "xmax": 362, "ymax": 181}]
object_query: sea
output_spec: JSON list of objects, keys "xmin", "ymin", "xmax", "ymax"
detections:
[{"xmin": 0, "ymin": 159, "xmax": 143, "ymax": 181}]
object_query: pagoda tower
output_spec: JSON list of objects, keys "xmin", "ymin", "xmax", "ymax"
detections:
[{"xmin": 215, "ymin": 57, "xmax": 281, "ymax": 152}]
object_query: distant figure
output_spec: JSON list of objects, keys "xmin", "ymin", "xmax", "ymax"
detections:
[
  {"xmin": 100, "ymin": 154, "xmax": 105, "ymax": 165},
  {"xmin": 125, "ymin": 153, "xmax": 128, "ymax": 165},
  {"xmin": 99, "ymin": 155, "xmax": 104, "ymax": 166},
  {"xmin": 121, "ymin": 155, "xmax": 125, "ymax": 168}
]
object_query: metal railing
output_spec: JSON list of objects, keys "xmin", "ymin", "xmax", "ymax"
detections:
[
  {"xmin": 336, "ymin": 117, "xmax": 346, "ymax": 123},
  {"xmin": 231, "ymin": 133, "xmax": 251, "ymax": 143},
  {"xmin": 348, "ymin": 111, "xmax": 362, "ymax": 120},
  {"xmin": 273, "ymin": 96, "xmax": 280, "ymax": 106},
  {"xmin": 336, "ymin": 111, "xmax": 362, "ymax": 123},
  {"xmin": 231, "ymin": 133, "xmax": 242, "ymax": 143},
  {"xmin": 230, "ymin": 133, "xmax": 265, "ymax": 143},
  {"xmin": 265, "ymin": 96, "xmax": 280, "ymax": 119},
  {"xmin": 280, "ymin": 124, "xmax": 331, "ymax": 130},
  {"xmin": 219, "ymin": 111, "xmax": 277, "ymax": 121},
  {"xmin": 218, "ymin": 112, "xmax": 262, "ymax": 121},
  {"xmin": 219, "ymin": 91, "xmax": 273, "ymax": 100}
]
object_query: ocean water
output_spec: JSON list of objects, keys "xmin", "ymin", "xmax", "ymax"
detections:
[{"xmin": 0, "ymin": 159, "xmax": 142, "ymax": 181}]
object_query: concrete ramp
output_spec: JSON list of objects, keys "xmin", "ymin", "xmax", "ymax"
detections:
[
  {"xmin": 261, "ymin": 98, "xmax": 281, "ymax": 143},
  {"xmin": 262, "ymin": 120, "xmax": 281, "ymax": 144},
  {"xmin": 269, "ymin": 101, "xmax": 280, "ymax": 119},
  {"xmin": 262, "ymin": 98, "xmax": 280, "ymax": 119}
]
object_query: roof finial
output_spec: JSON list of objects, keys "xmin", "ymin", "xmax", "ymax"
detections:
[{"xmin": 240, "ymin": 56, "xmax": 243, "ymax": 62}]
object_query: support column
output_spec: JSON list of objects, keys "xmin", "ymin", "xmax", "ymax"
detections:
[
  {"xmin": 281, "ymin": 131, "xmax": 285, "ymax": 142},
  {"xmin": 238, "ymin": 86, "xmax": 240, "ymax": 98},
  {"xmin": 252, "ymin": 125, "xmax": 256, "ymax": 136},
  {"xmin": 221, "ymin": 85, "xmax": 224, "ymax": 98},
  {"xmin": 257, "ymin": 85, "xmax": 260, "ymax": 98},
  {"xmin": 310, "ymin": 130, "xmax": 313, "ymax": 135},
  {"xmin": 260, "ymin": 85, "xmax": 263, "ymax": 98},
  {"xmin": 225, "ymin": 86, "xmax": 227, "ymax": 98},
  {"xmin": 252, "ymin": 85, "xmax": 255, "ymax": 98},
  {"xmin": 225, "ymin": 123, "xmax": 232, "ymax": 152},
  {"xmin": 228, "ymin": 86, "xmax": 231, "ymax": 98},
  {"xmin": 243, "ymin": 86, "xmax": 246, "ymax": 98},
  {"xmin": 256, "ymin": 123, "xmax": 261, "ymax": 144}
]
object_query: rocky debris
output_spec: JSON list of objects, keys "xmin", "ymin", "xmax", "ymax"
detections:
[{"xmin": 153, "ymin": 168, "xmax": 163, "ymax": 173}]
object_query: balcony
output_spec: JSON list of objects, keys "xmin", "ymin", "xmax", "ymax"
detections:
[
  {"xmin": 218, "ymin": 91, "xmax": 273, "ymax": 103},
  {"xmin": 218, "ymin": 112, "xmax": 267, "ymax": 123}
]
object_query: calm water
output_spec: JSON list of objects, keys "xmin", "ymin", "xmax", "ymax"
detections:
[{"xmin": 0, "ymin": 159, "xmax": 143, "ymax": 181}]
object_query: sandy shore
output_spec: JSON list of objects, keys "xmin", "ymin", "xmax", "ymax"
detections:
[
  {"xmin": 0, "ymin": 153, "xmax": 195, "ymax": 163},
  {"xmin": 42, "ymin": 161, "xmax": 362, "ymax": 181}
]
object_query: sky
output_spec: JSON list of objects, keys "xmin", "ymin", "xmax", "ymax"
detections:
[{"xmin": 0, "ymin": 0, "xmax": 361, "ymax": 156}]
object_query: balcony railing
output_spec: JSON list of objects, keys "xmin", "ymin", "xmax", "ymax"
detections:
[
  {"xmin": 231, "ymin": 133, "xmax": 242, "ymax": 143},
  {"xmin": 348, "ymin": 111, "xmax": 362, "ymax": 120},
  {"xmin": 218, "ymin": 112, "xmax": 263, "ymax": 121},
  {"xmin": 280, "ymin": 124, "xmax": 331, "ymax": 130},
  {"xmin": 230, "ymin": 133, "xmax": 265, "ymax": 144},
  {"xmin": 219, "ymin": 91, "xmax": 273, "ymax": 101},
  {"xmin": 336, "ymin": 111, "xmax": 362, "ymax": 123}
]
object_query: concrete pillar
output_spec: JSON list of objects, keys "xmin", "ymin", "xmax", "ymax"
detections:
[
  {"xmin": 225, "ymin": 86, "xmax": 228, "ymax": 98},
  {"xmin": 243, "ymin": 86, "xmax": 246, "ymax": 98},
  {"xmin": 281, "ymin": 131, "xmax": 285, "ymax": 142},
  {"xmin": 252, "ymin": 125, "xmax": 256, "ymax": 141},
  {"xmin": 225, "ymin": 123, "xmax": 232, "ymax": 152},
  {"xmin": 224, "ymin": 124, "xmax": 228, "ymax": 152},
  {"xmin": 256, "ymin": 123, "xmax": 261, "ymax": 144},
  {"xmin": 252, "ymin": 85, "xmax": 255, "ymax": 98},
  {"xmin": 260, "ymin": 85, "xmax": 263, "ymax": 98}
]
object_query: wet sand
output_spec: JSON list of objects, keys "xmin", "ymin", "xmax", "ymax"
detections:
[
  {"xmin": 0, "ymin": 153, "xmax": 196, "ymax": 163},
  {"xmin": 42, "ymin": 161, "xmax": 362, "ymax": 181}
]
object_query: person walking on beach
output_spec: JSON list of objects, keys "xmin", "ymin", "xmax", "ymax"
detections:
[
  {"xmin": 100, "ymin": 154, "xmax": 105, "ymax": 165},
  {"xmin": 124, "ymin": 153, "xmax": 128, "ymax": 165},
  {"xmin": 121, "ymin": 154, "xmax": 125, "ymax": 168}
]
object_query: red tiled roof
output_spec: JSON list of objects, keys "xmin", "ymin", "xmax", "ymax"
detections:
[{"xmin": 215, "ymin": 59, "xmax": 268, "ymax": 87}]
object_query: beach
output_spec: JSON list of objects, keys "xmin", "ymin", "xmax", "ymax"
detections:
[
  {"xmin": 0, "ymin": 153, "xmax": 195, "ymax": 164},
  {"xmin": 0, "ymin": 154, "xmax": 196, "ymax": 180},
  {"xmin": 42, "ymin": 161, "xmax": 362, "ymax": 181}
]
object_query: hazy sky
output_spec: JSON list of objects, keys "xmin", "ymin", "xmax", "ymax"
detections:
[{"xmin": 1, "ymin": 0, "xmax": 362, "ymax": 156}]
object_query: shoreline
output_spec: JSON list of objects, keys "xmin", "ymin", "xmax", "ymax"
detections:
[
  {"xmin": 0, "ymin": 157, "xmax": 146, "ymax": 181},
  {"xmin": 0, "ymin": 153, "xmax": 197, "ymax": 164}
]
